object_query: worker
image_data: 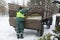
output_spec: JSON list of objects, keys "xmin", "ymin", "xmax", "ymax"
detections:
[{"xmin": 15, "ymin": 6, "xmax": 31, "ymax": 39}]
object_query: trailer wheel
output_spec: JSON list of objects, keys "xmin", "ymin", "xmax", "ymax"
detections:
[
  {"xmin": 47, "ymin": 24, "xmax": 50, "ymax": 29},
  {"xmin": 56, "ymin": 20, "xmax": 59, "ymax": 27},
  {"xmin": 37, "ymin": 25, "xmax": 44, "ymax": 36},
  {"xmin": 13, "ymin": 26, "xmax": 16, "ymax": 31},
  {"xmin": 40, "ymin": 29, "xmax": 44, "ymax": 36},
  {"xmin": 14, "ymin": 26, "xmax": 16, "ymax": 28},
  {"xmin": 46, "ymin": 17, "xmax": 52, "ymax": 29},
  {"xmin": 46, "ymin": 20, "xmax": 50, "ymax": 29},
  {"xmin": 55, "ymin": 17, "xmax": 59, "ymax": 27},
  {"xmin": 37, "ymin": 30, "xmax": 44, "ymax": 36}
]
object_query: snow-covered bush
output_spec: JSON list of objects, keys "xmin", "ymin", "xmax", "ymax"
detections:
[
  {"xmin": 38, "ymin": 33, "xmax": 52, "ymax": 40},
  {"xmin": 52, "ymin": 25, "xmax": 60, "ymax": 40},
  {"xmin": 53, "ymin": 25, "xmax": 60, "ymax": 34}
]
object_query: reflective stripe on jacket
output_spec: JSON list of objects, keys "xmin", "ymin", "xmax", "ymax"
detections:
[{"xmin": 16, "ymin": 11, "xmax": 25, "ymax": 18}]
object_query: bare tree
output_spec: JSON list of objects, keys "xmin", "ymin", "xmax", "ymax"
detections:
[
  {"xmin": 0, "ymin": 0, "xmax": 7, "ymax": 16},
  {"xmin": 0, "ymin": 0, "xmax": 6, "ymax": 7}
]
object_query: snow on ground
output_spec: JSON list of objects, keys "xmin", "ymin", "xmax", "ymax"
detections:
[
  {"xmin": 44, "ymin": 15, "xmax": 56, "ymax": 35},
  {"xmin": 0, "ymin": 14, "xmax": 56, "ymax": 40}
]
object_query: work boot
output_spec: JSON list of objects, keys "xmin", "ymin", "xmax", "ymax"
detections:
[
  {"xmin": 17, "ymin": 33, "xmax": 24, "ymax": 39},
  {"xmin": 20, "ymin": 34, "xmax": 24, "ymax": 39},
  {"xmin": 17, "ymin": 34, "xmax": 20, "ymax": 39}
]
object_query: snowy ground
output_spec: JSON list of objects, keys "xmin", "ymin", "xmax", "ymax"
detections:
[{"xmin": 0, "ymin": 15, "xmax": 56, "ymax": 40}]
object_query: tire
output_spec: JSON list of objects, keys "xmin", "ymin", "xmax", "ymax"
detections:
[
  {"xmin": 46, "ymin": 20, "xmax": 50, "ymax": 29},
  {"xmin": 46, "ymin": 24, "xmax": 50, "ymax": 29},
  {"xmin": 37, "ymin": 30, "xmax": 44, "ymax": 37},
  {"xmin": 55, "ymin": 17, "xmax": 59, "ymax": 27},
  {"xmin": 46, "ymin": 17, "xmax": 52, "ymax": 29},
  {"xmin": 55, "ymin": 20, "xmax": 59, "ymax": 27},
  {"xmin": 50, "ymin": 17, "xmax": 52, "ymax": 25},
  {"xmin": 37, "ymin": 24, "xmax": 44, "ymax": 37},
  {"xmin": 14, "ymin": 26, "xmax": 16, "ymax": 28},
  {"xmin": 39, "ymin": 29, "xmax": 44, "ymax": 36},
  {"xmin": 14, "ymin": 26, "xmax": 16, "ymax": 31}
]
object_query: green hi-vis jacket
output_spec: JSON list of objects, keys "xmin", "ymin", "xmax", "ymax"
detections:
[{"xmin": 16, "ymin": 8, "xmax": 31, "ymax": 18}]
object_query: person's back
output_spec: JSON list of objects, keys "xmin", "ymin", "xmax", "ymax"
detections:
[{"xmin": 16, "ymin": 7, "xmax": 31, "ymax": 39}]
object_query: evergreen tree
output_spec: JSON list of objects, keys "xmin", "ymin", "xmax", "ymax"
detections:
[{"xmin": 38, "ymin": 33, "xmax": 52, "ymax": 40}]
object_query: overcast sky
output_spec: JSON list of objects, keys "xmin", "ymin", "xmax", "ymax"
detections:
[
  {"xmin": 5, "ymin": 0, "xmax": 30, "ymax": 6},
  {"xmin": 57, "ymin": 0, "xmax": 60, "ymax": 1}
]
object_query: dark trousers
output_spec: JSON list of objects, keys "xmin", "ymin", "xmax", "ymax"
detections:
[{"xmin": 16, "ymin": 18, "xmax": 24, "ymax": 34}]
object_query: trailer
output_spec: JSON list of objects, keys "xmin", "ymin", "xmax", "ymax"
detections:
[{"xmin": 8, "ymin": 3, "xmax": 44, "ymax": 36}]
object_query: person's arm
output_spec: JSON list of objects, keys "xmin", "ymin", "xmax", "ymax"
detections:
[{"xmin": 20, "ymin": 8, "xmax": 31, "ymax": 14}]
